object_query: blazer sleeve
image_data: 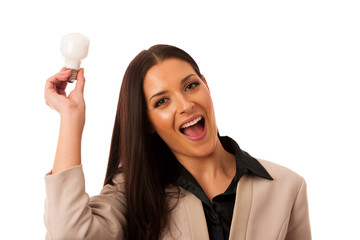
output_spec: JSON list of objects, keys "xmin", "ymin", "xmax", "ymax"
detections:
[
  {"xmin": 44, "ymin": 165, "xmax": 127, "ymax": 240},
  {"xmin": 285, "ymin": 178, "xmax": 312, "ymax": 240}
]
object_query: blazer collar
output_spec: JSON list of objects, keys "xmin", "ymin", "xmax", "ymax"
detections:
[
  {"xmin": 181, "ymin": 188, "xmax": 210, "ymax": 240},
  {"xmin": 180, "ymin": 174, "xmax": 253, "ymax": 240},
  {"xmin": 228, "ymin": 174, "xmax": 253, "ymax": 240}
]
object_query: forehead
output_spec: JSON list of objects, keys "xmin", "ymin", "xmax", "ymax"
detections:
[{"xmin": 144, "ymin": 58, "xmax": 196, "ymax": 90}]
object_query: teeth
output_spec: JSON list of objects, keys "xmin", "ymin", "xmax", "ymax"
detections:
[{"xmin": 181, "ymin": 116, "xmax": 202, "ymax": 129}]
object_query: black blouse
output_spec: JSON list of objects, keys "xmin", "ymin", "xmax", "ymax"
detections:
[{"xmin": 176, "ymin": 136, "xmax": 273, "ymax": 240}]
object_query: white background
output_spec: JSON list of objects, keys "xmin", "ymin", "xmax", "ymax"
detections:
[{"xmin": 0, "ymin": 0, "xmax": 359, "ymax": 239}]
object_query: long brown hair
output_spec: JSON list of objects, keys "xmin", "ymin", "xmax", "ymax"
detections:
[{"xmin": 104, "ymin": 44, "xmax": 202, "ymax": 239}]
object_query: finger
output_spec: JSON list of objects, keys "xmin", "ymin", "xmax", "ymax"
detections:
[
  {"xmin": 56, "ymin": 81, "xmax": 68, "ymax": 96},
  {"xmin": 75, "ymin": 68, "xmax": 85, "ymax": 93},
  {"xmin": 46, "ymin": 70, "xmax": 72, "ymax": 87},
  {"xmin": 57, "ymin": 69, "xmax": 72, "ymax": 80},
  {"xmin": 44, "ymin": 88, "xmax": 61, "ymax": 111},
  {"xmin": 45, "ymin": 77, "xmax": 57, "ymax": 93},
  {"xmin": 44, "ymin": 70, "xmax": 70, "ymax": 106}
]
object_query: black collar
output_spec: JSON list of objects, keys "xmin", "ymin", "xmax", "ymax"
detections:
[
  {"xmin": 176, "ymin": 136, "xmax": 272, "ymax": 207},
  {"xmin": 219, "ymin": 136, "xmax": 273, "ymax": 181}
]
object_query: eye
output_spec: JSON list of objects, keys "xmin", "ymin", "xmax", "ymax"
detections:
[
  {"xmin": 185, "ymin": 81, "xmax": 200, "ymax": 91},
  {"xmin": 154, "ymin": 98, "xmax": 169, "ymax": 108}
]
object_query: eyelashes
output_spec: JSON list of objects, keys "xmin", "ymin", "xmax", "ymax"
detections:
[
  {"xmin": 153, "ymin": 81, "xmax": 200, "ymax": 108},
  {"xmin": 154, "ymin": 98, "xmax": 169, "ymax": 108},
  {"xmin": 184, "ymin": 81, "xmax": 200, "ymax": 91}
]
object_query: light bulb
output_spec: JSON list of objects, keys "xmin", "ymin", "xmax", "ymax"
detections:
[{"xmin": 60, "ymin": 32, "xmax": 90, "ymax": 83}]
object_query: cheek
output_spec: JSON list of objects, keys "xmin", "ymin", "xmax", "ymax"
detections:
[
  {"xmin": 149, "ymin": 110, "xmax": 174, "ymax": 133},
  {"xmin": 200, "ymin": 92, "xmax": 215, "ymax": 115},
  {"xmin": 204, "ymin": 97, "xmax": 214, "ymax": 112},
  {"xmin": 200, "ymin": 93, "xmax": 217, "ymax": 129}
]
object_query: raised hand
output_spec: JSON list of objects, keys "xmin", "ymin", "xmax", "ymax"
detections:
[
  {"xmin": 44, "ymin": 67, "xmax": 86, "ymax": 173},
  {"xmin": 45, "ymin": 68, "xmax": 86, "ymax": 125}
]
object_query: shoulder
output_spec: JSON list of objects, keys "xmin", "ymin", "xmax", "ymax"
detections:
[
  {"xmin": 238, "ymin": 162, "xmax": 311, "ymax": 239},
  {"xmin": 257, "ymin": 159, "xmax": 303, "ymax": 181},
  {"xmin": 245, "ymin": 159, "xmax": 308, "ymax": 224},
  {"xmin": 101, "ymin": 171, "xmax": 126, "ymax": 195},
  {"xmin": 255, "ymin": 159, "xmax": 306, "ymax": 197}
]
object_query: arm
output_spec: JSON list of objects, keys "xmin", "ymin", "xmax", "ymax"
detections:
[
  {"xmin": 286, "ymin": 179, "xmax": 312, "ymax": 240},
  {"xmin": 44, "ymin": 166, "xmax": 126, "ymax": 239},
  {"xmin": 44, "ymin": 67, "xmax": 85, "ymax": 173},
  {"xmin": 44, "ymin": 69, "xmax": 126, "ymax": 239}
]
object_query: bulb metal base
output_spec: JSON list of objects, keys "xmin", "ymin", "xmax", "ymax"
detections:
[{"xmin": 66, "ymin": 68, "xmax": 79, "ymax": 83}]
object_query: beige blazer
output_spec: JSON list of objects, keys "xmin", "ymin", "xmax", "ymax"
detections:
[{"xmin": 44, "ymin": 159, "xmax": 311, "ymax": 240}]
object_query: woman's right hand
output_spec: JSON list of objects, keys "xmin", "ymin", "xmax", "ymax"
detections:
[{"xmin": 45, "ymin": 67, "xmax": 86, "ymax": 127}]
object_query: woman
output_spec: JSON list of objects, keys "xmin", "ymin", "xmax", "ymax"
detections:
[{"xmin": 44, "ymin": 45, "xmax": 311, "ymax": 240}]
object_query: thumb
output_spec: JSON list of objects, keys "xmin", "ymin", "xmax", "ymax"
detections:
[{"xmin": 75, "ymin": 68, "xmax": 85, "ymax": 93}]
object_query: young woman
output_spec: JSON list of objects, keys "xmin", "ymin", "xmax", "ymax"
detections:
[{"xmin": 44, "ymin": 45, "xmax": 311, "ymax": 240}]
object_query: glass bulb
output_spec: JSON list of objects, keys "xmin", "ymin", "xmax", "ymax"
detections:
[{"xmin": 60, "ymin": 32, "xmax": 90, "ymax": 83}]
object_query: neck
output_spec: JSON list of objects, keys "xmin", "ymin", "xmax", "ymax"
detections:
[{"xmin": 174, "ymin": 138, "xmax": 236, "ymax": 200}]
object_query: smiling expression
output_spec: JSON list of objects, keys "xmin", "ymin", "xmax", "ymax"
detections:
[{"xmin": 143, "ymin": 58, "xmax": 219, "ymax": 161}]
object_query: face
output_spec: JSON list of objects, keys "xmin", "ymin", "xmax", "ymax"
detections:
[{"xmin": 143, "ymin": 58, "xmax": 219, "ymax": 161}]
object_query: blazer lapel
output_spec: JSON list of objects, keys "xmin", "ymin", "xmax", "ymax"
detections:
[
  {"xmin": 229, "ymin": 174, "xmax": 253, "ymax": 240},
  {"xmin": 181, "ymin": 188, "xmax": 210, "ymax": 240}
]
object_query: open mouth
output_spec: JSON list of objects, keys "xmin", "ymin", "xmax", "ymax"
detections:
[{"xmin": 180, "ymin": 116, "xmax": 205, "ymax": 138}]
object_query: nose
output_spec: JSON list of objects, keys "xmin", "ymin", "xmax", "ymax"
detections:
[{"xmin": 176, "ymin": 93, "xmax": 194, "ymax": 114}]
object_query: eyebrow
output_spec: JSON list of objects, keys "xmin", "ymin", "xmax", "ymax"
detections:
[{"xmin": 148, "ymin": 74, "xmax": 196, "ymax": 102}]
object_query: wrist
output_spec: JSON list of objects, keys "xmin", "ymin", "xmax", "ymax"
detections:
[
  {"xmin": 60, "ymin": 112, "xmax": 85, "ymax": 135},
  {"xmin": 60, "ymin": 108, "xmax": 85, "ymax": 123}
]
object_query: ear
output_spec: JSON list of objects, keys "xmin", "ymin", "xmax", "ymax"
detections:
[{"xmin": 201, "ymin": 74, "xmax": 210, "ymax": 93}]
